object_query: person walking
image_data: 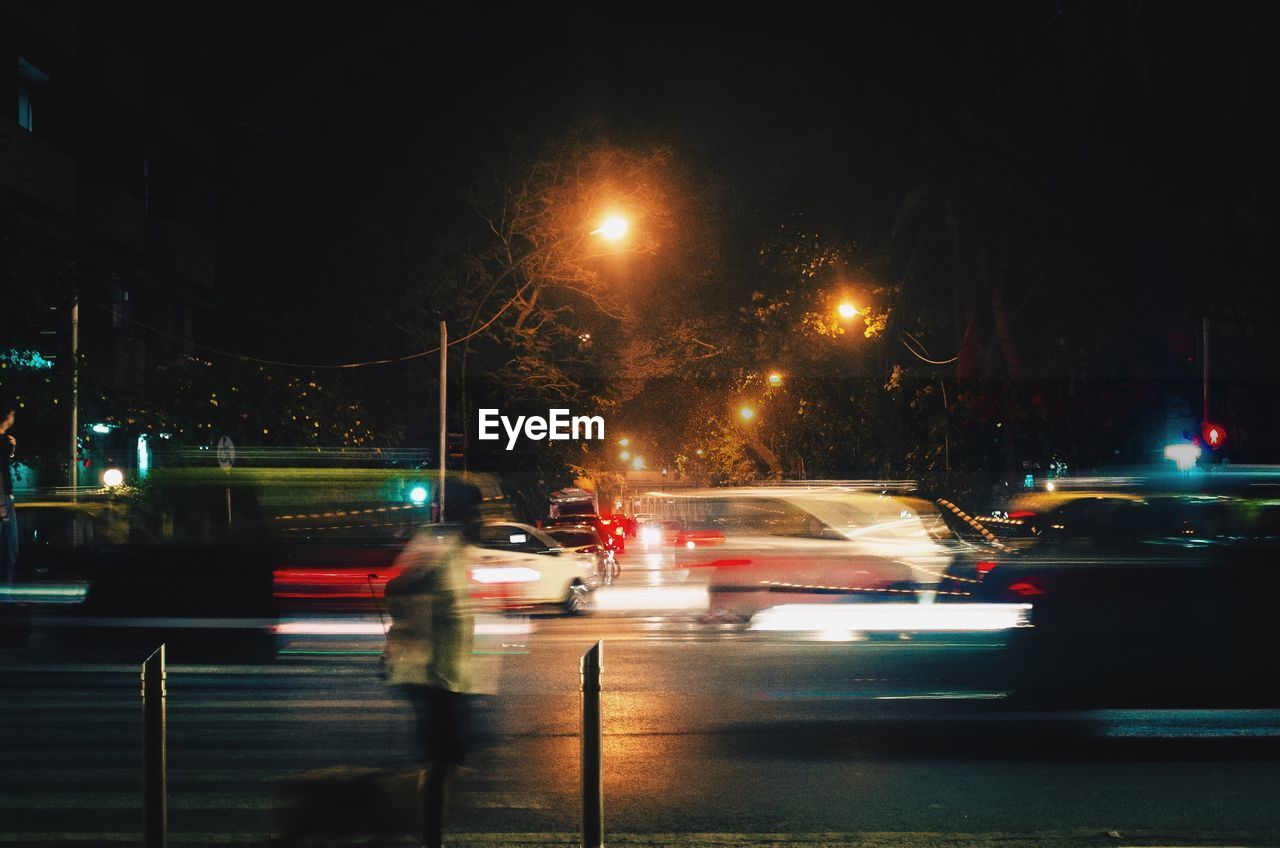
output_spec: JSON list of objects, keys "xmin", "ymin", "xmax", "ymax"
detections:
[
  {"xmin": 0, "ymin": 400, "xmax": 18, "ymax": 582},
  {"xmin": 382, "ymin": 482, "xmax": 481, "ymax": 848}
]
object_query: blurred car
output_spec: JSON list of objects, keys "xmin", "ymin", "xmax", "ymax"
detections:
[
  {"xmin": 276, "ymin": 521, "xmax": 600, "ymax": 615},
  {"xmin": 666, "ymin": 489, "xmax": 968, "ymax": 621},
  {"xmin": 7, "ymin": 498, "xmax": 278, "ymax": 660},
  {"xmin": 640, "ymin": 519, "xmax": 682, "ymax": 548},
  {"xmin": 464, "ymin": 522, "xmax": 600, "ymax": 613},
  {"xmin": 594, "ymin": 514, "xmax": 627, "ymax": 553},
  {"xmin": 544, "ymin": 523, "xmax": 620, "ymax": 584},
  {"xmin": 610, "ymin": 513, "xmax": 637, "ymax": 538},
  {"xmin": 960, "ymin": 490, "xmax": 1280, "ymax": 706},
  {"xmin": 548, "ymin": 488, "xmax": 598, "ymax": 521},
  {"xmin": 548, "ymin": 512, "xmax": 626, "ymax": 555},
  {"xmin": 633, "ymin": 512, "xmax": 661, "ymax": 533}
]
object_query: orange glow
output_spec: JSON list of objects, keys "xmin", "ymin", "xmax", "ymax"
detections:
[{"xmin": 592, "ymin": 214, "xmax": 629, "ymax": 241}]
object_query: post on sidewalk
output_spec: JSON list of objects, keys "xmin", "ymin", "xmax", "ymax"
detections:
[
  {"xmin": 142, "ymin": 644, "xmax": 167, "ymax": 848},
  {"xmin": 580, "ymin": 640, "xmax": 604, "ymax": 848}
]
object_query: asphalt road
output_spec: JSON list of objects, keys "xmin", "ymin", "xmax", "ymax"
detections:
[{"xmin": 3, "ymin": 552, "xmax": 1280, "ymax": 845}]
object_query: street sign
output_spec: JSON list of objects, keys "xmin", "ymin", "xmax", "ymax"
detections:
[{"xmin": 216, "ymin": 435, "xmax": 235, "ymax": 470}]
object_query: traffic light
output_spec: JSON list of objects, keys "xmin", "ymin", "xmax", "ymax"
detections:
[{"xmin": 1201, "ymin": 422, "xmax": 1227, "ymax": 450}]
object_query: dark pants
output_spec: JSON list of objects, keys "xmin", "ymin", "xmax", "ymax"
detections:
[{"xmin": 403, "ymin": 686, "xmax": 471, "ymax": 848}]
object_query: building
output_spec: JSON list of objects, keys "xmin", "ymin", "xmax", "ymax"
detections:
[{"xmin": 1, "ymin": 1, "xmax": 216, "ymax": 488}]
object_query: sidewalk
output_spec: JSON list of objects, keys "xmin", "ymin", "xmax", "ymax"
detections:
[{"xmin": 1, "ymin": 832, "xmax": 1275, "ymax": 847}]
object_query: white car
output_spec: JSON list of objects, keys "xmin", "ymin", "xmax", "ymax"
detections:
[
  {"xmin": 666, "ymin": 489, "xmax": 961, "ymax": 619},
  {"xmin": 466, "ymin": 522, "xmax": 600, "ymax": 613}
]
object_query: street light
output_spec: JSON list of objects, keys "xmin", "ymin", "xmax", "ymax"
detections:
[
  {"xmin": 618, "ymin": 437, "xmax": 630, "ymax": 447},
  {"xmin": 767, "ymin": 372, "xmax": 783, "ymax": 387},
  {"xmin": 631, "ymin": 456, "xmax": 646, "ymax": 471},
  {"xmin": 837, "ymin": 302, "xmax": 859, "ymax": 320},
  {"xmin": 738, "ymin": 405, "xmax": 756, "ymax": 422},
  {"xmin": 102, "ymin": 468, "xmax": 124, "ymax": 488},
  {"xmin": 620, "ymin": 450, "xmax": 631, "ymax": 461},
  {"xmin": 592, "ymin": 214, "xmax": 629, "ymax": 242}
]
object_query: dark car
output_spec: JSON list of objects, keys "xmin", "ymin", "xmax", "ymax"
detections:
[
  {"xmin": 548, "ymin": 513, "xmax": 626, "ymax": 554},
  {"xmin": 959, "ymin": 492, "xmax": 1280, "ymax": 707}
]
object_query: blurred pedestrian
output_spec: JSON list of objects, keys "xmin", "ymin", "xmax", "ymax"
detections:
[
  {"xmin": 383, "ymin": 481, "xmax": 482, "ymax": 848},
  {"xmin": 0, "ymin": 400, "xmax": 18, "ymax": 582}
]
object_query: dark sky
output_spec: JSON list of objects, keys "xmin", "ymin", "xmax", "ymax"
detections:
[{"xmin": 148, "ymin": 2, "xmax": 1276, "ymax": 366}]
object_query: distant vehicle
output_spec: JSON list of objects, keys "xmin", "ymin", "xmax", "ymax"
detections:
[
  {"xmin": 664, "ymin": 488, "xmax": 966, "ymax": 621},
  {"xmin": 609, "ymin": 512, "xmax": 638, "ymax": 538},
  {"xmin": 549, "ymin": 487, "xmax": 598, "ymax": 521},
  {"xmin": 548, "ymin": 512, "xmax": 625, "ymax": 555},
  {"xmin": 544, "ymin": 524, "xmax": 620, "ymax": 584},
  {"xmin": 640, "ymin": 519, "xmax": 682, "ymax": 548},
  {"xmin": 958, "ymin": 490, "xmax": 1280, "ymax": 707},
  {"xmin": 594, "ymin": 514, "xmax": 627, "ymax": 553}
]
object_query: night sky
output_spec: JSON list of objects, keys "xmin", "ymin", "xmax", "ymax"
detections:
[
  {"xmin": 99, "ymin": 1, "xmax": 1277, "ymax": 469},
  {"xmin": 162, "ymin": 3, "xmax": 1272, "ymax": 341}
]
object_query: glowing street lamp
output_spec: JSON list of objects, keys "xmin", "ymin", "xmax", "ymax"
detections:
[
  {"xmin": 738, "ymin": 405, "xmax": 756, "ymax": 422},
  {"xmin": 592, "ymin": 214, "xmax": 629, "ymax": 242},
  {"xmin": 767, "ymin": 372, "xmax": 783, "ymax": 387},
  {"xmin": 620, "ymin": 450, "xmax": 631, "ymax": 461},
  {"xmin": 102, "ymin": 468, "xmax": 124, "ymax": 488},
  {"xmin": 631, "ymin": 455, "xmax": 646, "ymax": 471},
  {"xmin": 837, "ymin": 302, "xmax": 859, "ymax": 320},
  {"xmin": 618, "ymin": 437, "xmax": 631, "ymax": 447}
]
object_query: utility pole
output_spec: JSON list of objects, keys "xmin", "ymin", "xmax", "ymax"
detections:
[
  {"xmin": 1202, "ymin": 315, "xmax": 1211, "ymax": 423},
  {"xmin": 69, "ymin": 294, "xmax": 79, "ymax": 497},
  {"xmin": 439, "ymin": 321, "xmax": 447, "ymax": 523}
]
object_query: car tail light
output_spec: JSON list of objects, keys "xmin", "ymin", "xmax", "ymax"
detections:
[
  {"xmin": 675, "ymin": 529, "xmax": 725, "ymax": 547},
  {"xmin": 1006, "ymin": 580, "xmax": 1045, "ymax": 597},
  {"xmin": 976, "ymin": 560, "xmax": 997, "ymax": 579}
]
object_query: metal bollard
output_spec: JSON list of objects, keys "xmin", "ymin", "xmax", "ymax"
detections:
[
  {"xmin": 142, "ymin": 644, "xmax": 167, "ymax": 848},
  {"xmin": 580, "ymin": 640, "xmax": 603, "ymax": 848}
]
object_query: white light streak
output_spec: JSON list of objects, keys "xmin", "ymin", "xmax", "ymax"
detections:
[
  {"xmin": 470, "ymin": 566, "xmax": 541, "ymax": 584},
  {"xmin": 748, "ymin": 603, "xmax": 1033, "ymax": 633},
  {"xmin": 592, "ymin": 585, "xmax": 710, "ymax": 612}
]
